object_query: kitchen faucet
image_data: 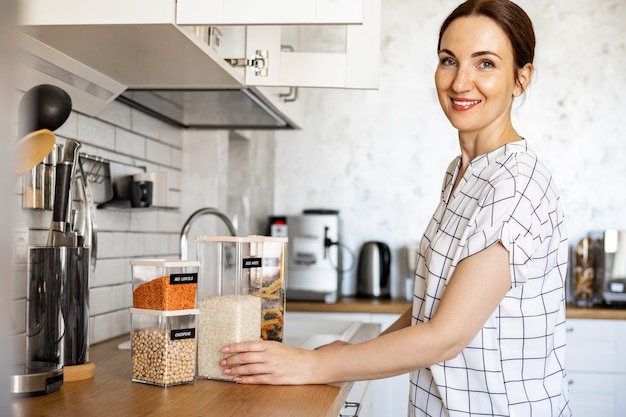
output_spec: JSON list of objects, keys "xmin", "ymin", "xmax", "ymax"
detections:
[{"xmin": 179, "ymin": 207, "xmax": 237, "ymax": 260}]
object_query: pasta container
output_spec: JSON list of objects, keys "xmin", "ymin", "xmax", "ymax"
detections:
[
  {"xmin": 194, "ymin": 235, "xmax": 287, "ymax": 381},
  {"xmin": 131, "ymin": 259, "xmax": 200, "ymax": 310},
  {"xmin": 130, "ymin": 308, "xmax": 199, "ymax": 387}
]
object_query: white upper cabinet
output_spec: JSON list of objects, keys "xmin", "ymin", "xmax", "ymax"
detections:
[
  {"xmin": 20, "ymin": 0, "xmax": 175, "ymax": 25},
  {"xmin": 242, "ymin": 0, "xmax": 380, "ymax": 89},
  {"xmin": 19, "ymin": 0, "xmax": 380, "ymax": 91},
  {"xmin": 177, "ymin": 0, "xmax": 364, "ymax": 25}
]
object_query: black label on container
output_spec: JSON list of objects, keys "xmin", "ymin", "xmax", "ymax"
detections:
[
  {"xmin": 171, "ymin": 328, "xmax": 196, "ymax": 340},
  {"xmin": 243, "ymin": 257, "xmax": 262, "ymax": 268},
  {"xmin": 170, "ymin": 273, "xmax": 198, "ymax": 285},
  {"xmin": 263, "ymin": 257, "xmax": 280, "ymax": 267}
]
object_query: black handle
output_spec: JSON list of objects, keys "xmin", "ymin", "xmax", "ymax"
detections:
[
  {"xmin": 52, "ymin": 162, "xmax": 72, "ymax": 223},
  {"xmin": 379, "ymin": 242, "xmax": 391, "ymax": 289}
]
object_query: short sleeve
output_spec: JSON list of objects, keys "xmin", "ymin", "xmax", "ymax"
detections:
[{"xmin": 460, "ymin": 175, "xmax": 536, "ymax": 287}]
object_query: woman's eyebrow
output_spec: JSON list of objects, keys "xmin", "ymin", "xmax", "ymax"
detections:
[
  {"xmin": 471, "ymin": 50, "xmax": 502, "ymax": 60},
  {"xmin": 438, "ymin": 48, "xmax": 502, "ymax": 60}
]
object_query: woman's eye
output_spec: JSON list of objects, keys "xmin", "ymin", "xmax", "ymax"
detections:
[
  {"xmin": 440, "ymin": 57, "xmax": 456, "ymax": 67},
  {"xmin": 478, "ymin": 60, "xmax": 495, "ymax": 69}
]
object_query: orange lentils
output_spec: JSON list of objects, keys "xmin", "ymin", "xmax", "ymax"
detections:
[{"xmin": 133, "ymin": 276, "xmax": 196, "ymax": 310}]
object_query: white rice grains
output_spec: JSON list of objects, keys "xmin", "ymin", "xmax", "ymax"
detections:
[{"xmin": 197, "ymin": 295, "xmax": 261, "ymax": 380}]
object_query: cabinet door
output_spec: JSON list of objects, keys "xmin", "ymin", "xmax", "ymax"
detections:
[
  {"xmin": 177, "ymin": 0, "xmax": 363, "ymax": 25},
  {"xmin": 242, "ymin": 0, "xmax": 380, "ymax": 89},
  {"xmin": 20, "ymin": 0, "xmax": 174, "ymax": 25},
  {"xmin": 567, "ymin": 372, "xmax": 618, "ymax": 417},
  {"xmin": 566, "ymin": 319, "xmax": 619, "ymax": 372},
  {"xmin": 339, "ymin": 380, "xmax": 372, "ymax": 417}
]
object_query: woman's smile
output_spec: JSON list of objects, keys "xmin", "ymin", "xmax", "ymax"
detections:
[{"xmin": 450, "ymin": 98, "xmax": 482, "ymax": 111}]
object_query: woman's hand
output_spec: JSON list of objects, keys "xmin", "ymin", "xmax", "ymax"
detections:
[{"xmin": 220, "ymin": 340, "xmax": 322, "ymax": 385}]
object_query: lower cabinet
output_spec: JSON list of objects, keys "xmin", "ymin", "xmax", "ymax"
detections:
[
  {"xmin": 339, "ymin": 380, "xmax": 372, "ymax": 417},
  {"xmin": 287, "ymin": 311, "xmax": 410, "ymax": 417},
  {"xmin": 566, "ymin": 318, "xmax": 626, "ymax": 417}
]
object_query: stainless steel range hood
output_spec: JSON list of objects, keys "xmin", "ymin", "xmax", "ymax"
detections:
[
  {"xmin": 18, "ymin": 32, "xmax": 298, "ymax": 130},
  {"xmin": 117, "ymin": 88, "xmax": 296, "ymax": 130}
]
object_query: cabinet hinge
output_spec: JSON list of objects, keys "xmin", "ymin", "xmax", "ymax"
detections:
[{"xmin": 225, "ymin": 50, "xmax": 269, "ymax": 77}]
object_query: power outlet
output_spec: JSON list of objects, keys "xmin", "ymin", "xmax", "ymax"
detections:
[{"xmin": 13, "ymin": 228, "xmax": 29, "ymax": 265}]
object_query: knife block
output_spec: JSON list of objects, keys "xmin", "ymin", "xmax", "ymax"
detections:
[{"xmin": 27, "ymin": 246, "xmax": 90, "ymax": 370}]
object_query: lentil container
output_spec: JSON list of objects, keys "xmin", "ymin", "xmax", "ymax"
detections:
[{"xmin": 131, "ymin": 259, "xmax": 200, "ymax": 310}]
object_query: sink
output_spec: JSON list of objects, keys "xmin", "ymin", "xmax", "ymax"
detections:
[{"xmin": 283, "ymin": 318, "xmax": 363, "ymax": 350}]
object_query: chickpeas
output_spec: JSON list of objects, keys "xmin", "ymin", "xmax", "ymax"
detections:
[{"xmin": 131, "ymin": 329, "xmax": 196, "ymax": 386}]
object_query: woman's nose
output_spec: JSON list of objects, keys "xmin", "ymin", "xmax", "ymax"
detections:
[{"xmin": 451, "ymin": 66, "xmax": 473, "ymax": 93}]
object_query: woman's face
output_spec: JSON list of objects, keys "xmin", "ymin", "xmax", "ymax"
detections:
[{"xmin": 435, "ymin": 15, "xmax": 523, "ymax": 137}]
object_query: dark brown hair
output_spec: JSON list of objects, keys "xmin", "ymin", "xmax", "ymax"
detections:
[{"xmin": 438, "ymin": 0, "xmax": 535, "ymax": 84}]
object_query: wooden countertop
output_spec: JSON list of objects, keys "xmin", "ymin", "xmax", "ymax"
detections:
[
  {"xmin": 287, "ymin": 298, "xmax": 626, "ymax": 321},
  {"xmin": 565, "ymin": 305, "xmax": 626, "ymax": 320},
  {"xmin": 13, "ymin": 323, "xmax": 380, "ymax": 417},
  {"xmin": 287, "ymin": 297, "xmax": 411, "ymax": 315}
]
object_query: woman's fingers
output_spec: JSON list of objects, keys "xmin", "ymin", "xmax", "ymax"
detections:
[
  {"xmin": 221, "ymin": 339, "xmax": 268, "ymax": 354},
  {"xmin": 218, "ymin": 340, "xmax": 318, "ymax": 385}
]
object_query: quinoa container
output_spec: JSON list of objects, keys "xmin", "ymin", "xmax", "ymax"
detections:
[
  {"xmin": 194, "ymin": 235, "xmax": 287, "ymax": 381},
  {"xmin": 131, "ymin": 259, "xmax": 200, "ymax": 310},
  {"xmin": 130, "ymin": 308, "xmax": 199, "ymax": 387}
]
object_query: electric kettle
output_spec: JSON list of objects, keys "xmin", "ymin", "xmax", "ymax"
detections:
[{"xmin": 356, "ymin": 241, "xmax": 391, "ymax": 299}]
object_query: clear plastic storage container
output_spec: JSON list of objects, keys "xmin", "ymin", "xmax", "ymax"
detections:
[
  {"xmin": 194, "ymin": 235, "xmax": 287, "ymax": 381},
  {"xmin": 131, "ymin": 259, "xmax": 200, "ymax": 310},
  {"xmin": 130, "ymin": 308, "xmax": 199, "ymax": 387}
]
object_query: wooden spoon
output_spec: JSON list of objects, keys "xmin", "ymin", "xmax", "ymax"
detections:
[{"xmin": 15, "ymin": 129, "xmax": 56, "ymax": 176}]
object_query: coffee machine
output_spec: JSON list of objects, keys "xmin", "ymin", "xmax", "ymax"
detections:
[{"xmin": 283, "ymin": 210, "xmax": 342, "ymax": 303}]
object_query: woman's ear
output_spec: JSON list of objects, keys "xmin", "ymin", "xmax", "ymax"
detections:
[{"xmin": 516, "ymin": 63, "xmax": 533, "ymax": 95}]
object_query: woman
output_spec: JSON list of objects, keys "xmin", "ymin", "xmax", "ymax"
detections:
[{"xmin": 220, "ymin": 1, "xmax": 571, "ymax": 415}]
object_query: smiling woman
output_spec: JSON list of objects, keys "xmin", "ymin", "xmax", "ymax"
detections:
[{"xmin": 218, "ymin": 2, "xmax": 571, "ymax": 416}]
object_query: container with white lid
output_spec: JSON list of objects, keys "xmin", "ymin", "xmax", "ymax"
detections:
[
  {"xmin": 130, "ymin": 308, "xmax": 199, "ymax": 387},
  {"xmin": 131, "ymin": 259, "xmax": 200, "ymax": 310},
  {"xmin": 194, "ymin": 235, "xmax": 287, "ymax": 380}
]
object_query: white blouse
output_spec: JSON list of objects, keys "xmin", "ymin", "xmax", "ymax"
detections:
[{"xmin": 409, "ymin": 140, "xmax": 571, "ymax": 416}]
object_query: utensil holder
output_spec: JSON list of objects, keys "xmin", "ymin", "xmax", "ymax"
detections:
[{"xmin": 27, "ymin": 246, "xmax": 90, "ymax": 368}]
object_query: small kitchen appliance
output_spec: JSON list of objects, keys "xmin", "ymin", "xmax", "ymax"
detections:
[
  {"xmin": 356, "ymin": 241, "xmax": 391, "ymax": 299},
  {"xmin": 285, "ymin": 209, "xmax": 342, "ymax": 303},
  {"xmin": 601, "ymin": 229, "xmax": 626, "ymax": 305}
]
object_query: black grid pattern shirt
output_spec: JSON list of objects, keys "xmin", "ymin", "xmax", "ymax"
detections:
[{"xmin": 409, "ymin": 140, "xmax": 571, "ymax": 417}]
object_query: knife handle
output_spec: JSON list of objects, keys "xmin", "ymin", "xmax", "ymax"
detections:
[{"xmin": 52, "ymin": 162, "xmax": 72, "ymax": 223}]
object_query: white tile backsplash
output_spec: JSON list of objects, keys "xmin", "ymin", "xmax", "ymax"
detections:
[
  {"xmin": 92, "ymin": 258, "xmax": 131, "ymax": 287},
  {"xmin": 129, "ymin": 210, "xmax": 159, "ymax": 232},
  {"xmin": 115, "ymin": 128, "xmax": 146, "ymax": 158},
  {"xmin": 146, "ymin": 139, "xmax": 172, "ymax": 166},
  {"xmin": 97, "ymin": 100, "xmax": 131, "ymax": 130},
  {"xmin": 77, "ymin": 113, "xmax": 115, "ymax": 150},
  {"xmin": 90, "ymin": 284, "xmax": 132, "ymax": 316},
  {"xmin": 92, "ymin": 309, "xmax": 131, "ymax": 344}
]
